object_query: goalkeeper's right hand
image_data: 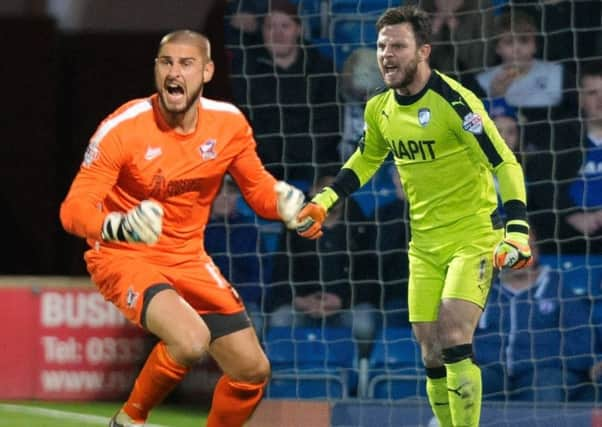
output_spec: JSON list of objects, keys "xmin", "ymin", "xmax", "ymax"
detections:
[
  {"xmin": 101, "ymin": 200, "xmax": 164, "ymax": 244},
  {"xmin": 296, "ymin": 202, "xmax": 327, "ymax": 240}
]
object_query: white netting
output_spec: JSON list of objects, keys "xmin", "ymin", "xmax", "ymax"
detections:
[{"xmin": 220, "ymin": 1, "xmax": 602, "ymax": 425}]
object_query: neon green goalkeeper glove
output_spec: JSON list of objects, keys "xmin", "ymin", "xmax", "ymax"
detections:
[{"xmin": 493, "ymin": 219, "xmax": 533, "ymax": 270}]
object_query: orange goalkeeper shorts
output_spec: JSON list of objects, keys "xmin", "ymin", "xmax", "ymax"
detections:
[{"xmin": 85, "ymin": 250, "xmax": 244, "ymax": 327}]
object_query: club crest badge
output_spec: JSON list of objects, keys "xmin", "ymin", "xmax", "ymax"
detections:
[
  {"xmin": 418, "ymin": 108, "xmax": 431, "ymax": 127},
  {"xmin": 199, "ymin": 139, "xmax": 217, "ymax": 160}
]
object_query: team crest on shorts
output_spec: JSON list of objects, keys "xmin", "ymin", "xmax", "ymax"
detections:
[
  {"xmin": 126, "ymin": 286, "xmax": 139, "ymax": 309},
  {"xmin": 200, "ymin": 139, "xmax": 217, "ymax": 160},
  {"xmin": 418, "ymin": 108, "xmax": 431, "ymax": 127}
]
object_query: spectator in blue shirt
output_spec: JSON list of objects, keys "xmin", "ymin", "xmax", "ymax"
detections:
[
  {"xmin": 563, "ymin": 302, "xmax": 602, "ymax": 402},
  {"xmin": 527, "ymin": 59, "xmax": 602, "ymax": 255},
  {"xmin": 475, "ymin": 234, "xmax": 594, "ymax": 401}
]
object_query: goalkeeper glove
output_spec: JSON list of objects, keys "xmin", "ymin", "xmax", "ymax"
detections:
[
  {"xmin": 274, "ymin": 181, "xmax": 305, "ymax": 229},
  {"xmin": 493, "ymin": 220, "xmax": 533, "ymax": 270},
  {"xmin": 296, "ymin": 202, "xmax": 327, "ymax": 239},
  {"xmin": 296, "ymin": 186, "xmax": 339, "ymax": 239},
  {"xmin": 102, "ymin": 200, "xmax": 164, "ymax": 244}
]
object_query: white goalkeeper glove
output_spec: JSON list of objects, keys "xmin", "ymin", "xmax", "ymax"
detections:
[
  {"xmin": 493, "ymin": 219, "xmax": 533, "ymax": 270},
  {"xmin": 274, "ymin": 181, "xmax": 305, "ymax": 229},
  {"xmin": 102, "ymin": 200, "xmax": 164, "ymax": 244}
]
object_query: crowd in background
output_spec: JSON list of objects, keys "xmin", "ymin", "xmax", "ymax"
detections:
[{"xmin": 211, "ymin": 0, "xmax": 602, "ymax": 402}]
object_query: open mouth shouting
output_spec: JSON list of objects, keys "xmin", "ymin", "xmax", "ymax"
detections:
[
  {"xmin": 164, "ymin": 80, "xmax": 186, "ymax": 105},
  {"xmin": 382, "ymin": 62, "xmax": 399, "ymax": 78}
]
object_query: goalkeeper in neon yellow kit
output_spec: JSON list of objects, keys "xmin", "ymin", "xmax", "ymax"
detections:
[{"xmin": 296, "ymin": 5, "xmax": 532, "ymax": 427}]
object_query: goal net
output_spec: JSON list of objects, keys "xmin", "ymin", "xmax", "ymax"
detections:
[{"xmin": 221, "ymin": 1, "xmax": 602, "ymax": 425}]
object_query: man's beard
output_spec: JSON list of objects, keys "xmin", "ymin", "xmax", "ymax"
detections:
[
  {"xmin": 389, "ymin": 56, "xmax": 419, "ymax": 92},
  {"xmin": 160, "ymin": 84, "xmax": 203, "ymax": 114}
]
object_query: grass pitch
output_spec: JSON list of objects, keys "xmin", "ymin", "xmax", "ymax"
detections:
[{"xmin": 0, "ymin": 401, "xmax": 208, "ymax": 427}]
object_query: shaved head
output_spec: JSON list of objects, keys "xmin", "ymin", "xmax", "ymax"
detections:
[
  {"xmin": 154, "ymin": 29, "xmax": 215, "ymax": 129},
  {"xmin": 158, "ymin": 30, "xmax": 211, "ymax": 60}
]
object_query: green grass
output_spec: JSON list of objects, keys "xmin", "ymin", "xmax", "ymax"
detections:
[{"xmin": 0, "ymin": 401, "xmax": 208, "ymax": 427}]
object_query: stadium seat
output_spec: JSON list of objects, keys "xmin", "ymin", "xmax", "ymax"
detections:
[
  {"xmin": 538, "ymin": 254, "xmax": 602, "ymax": 296},
  {"xmin": 366, "ymin": 327, "xmax": 426, "ymax": 399},
  {"xmin": 263, "ymin": 326, "xmax": 358, "ymax": 399},
  {"xmin": 290, "ymin": 0, "xmax": 326, "ymax": 40},
  {"xmin": 329, "ymin": 16, "xmax": 378, "ymax": 69},
  {"xmin": 329, "ymin": 0, "xmax": 393, "ymax": 14}
]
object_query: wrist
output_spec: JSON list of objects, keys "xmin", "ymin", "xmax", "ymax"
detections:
[
  {"xmin": 311, "ymin": 187, "xmax": 338, "ymax": 211},
  {"xmin": 505, "ymin": 219, "xmax": 529, "ymax": 234},
  {"xmin": 101, "ymin": 212, "xmax": 124, "ymax": 241},
  {"xmin": 505, "ymin": 219, "xmax": 529, "ymax": 246}
]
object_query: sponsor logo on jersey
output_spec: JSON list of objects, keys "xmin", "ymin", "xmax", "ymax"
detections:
[
  {"xmin": 462, "ymin": 112, "xmax": 483, "ymax": 135},
  {"xmin": 144, "ymin": 146, "xmax": 163, "ymax": 161},
  {"xmin": 200, "ymin": 139, "xmax": 217, "ymax": 160},
  {"xmin": 580, "ymin": 160, "xmax": 602, "ymax": 175},
  {"xmin": 381, "ymin": 110, "xmax": 390, "ymax": 120},
  {"xmin": 418, "ymin": 108, "xmax": 431, "ymax": 127},
  {"xmin": 538, "ymin": 299, "xmax": 556, "ymax": 315},
  {"xmin": 149, "ymin": 172, "xmax": 205, "ymax": 199},
  {"xmin": 388, "ymin": 138, "xmax": 436, "ymax": 161}
]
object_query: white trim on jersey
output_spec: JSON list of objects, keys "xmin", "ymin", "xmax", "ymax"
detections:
[
  {"xmin": 90, "ymin": 98, "xmax": 153, "ymax": 145},
  {"xmin": 200, "ymin": 97, "xmax": 242, "ymax": 115},
  {"xmin": 83, "ymin": 98, "xmax": 153, "ymax": 167}
]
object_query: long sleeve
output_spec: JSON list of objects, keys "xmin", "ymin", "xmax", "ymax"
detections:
[{"xmin": 60, "ymin": 125, "xmax": 125, "ymax": 240}]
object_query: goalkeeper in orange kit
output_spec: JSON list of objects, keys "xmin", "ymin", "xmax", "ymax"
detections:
[
  {"xmin": 296, "ymin": 5, "xmax": 532, "ymax": 427},
  {"xmin": 60, "ymin": 30, "xmax": 306, "ymax": 427}
]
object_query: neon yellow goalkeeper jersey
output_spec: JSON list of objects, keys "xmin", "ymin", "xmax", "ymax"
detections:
[{"xmin": 342, "ymin": 70, "xmax": 526, "ymax": 234}]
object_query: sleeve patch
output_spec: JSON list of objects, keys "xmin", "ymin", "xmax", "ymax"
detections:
[
  {"xmin": 83, "ymin": 139, "xmax": 100, "ymax": 167},
  {"xmin": 462, "ymin": 112, "xmax": 483, "ymax": 135}
]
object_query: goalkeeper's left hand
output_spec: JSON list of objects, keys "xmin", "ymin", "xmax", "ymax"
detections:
[
  {"xmin": 493, "ymin": 220, "xmax": 533, "ymax": 270},
  {"xmin": 274, "ymin": 181, "xmax": 305, "ymax": 229}
]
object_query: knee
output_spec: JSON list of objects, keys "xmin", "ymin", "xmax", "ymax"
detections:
[
  {"xmin": 422, "ymin": 350, "xmax": 443, "ymax": 367},
  {"xmin": 234, "ymin": 353, "xmax": 271, "ymax": 384},
  {"xmin": 420, "ymin": 341, "xmax": 443, "ymax": 367},
  {"xmin": 170, "ymin": 329, "xmax": 210, "ymax": 366},
  {"xmin": 439, "ymin": 328, "xmax": 471, "ymax": 348}
]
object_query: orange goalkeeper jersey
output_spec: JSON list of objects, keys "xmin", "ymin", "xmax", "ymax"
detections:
[{"xmin": 60, "ymin": 95, "xmax": 280, "ymax": 265}]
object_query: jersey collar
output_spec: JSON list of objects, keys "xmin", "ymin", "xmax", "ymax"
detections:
[{"xmin": 393, "ymin": 71, "xmax": 437, "ymax": 106}]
